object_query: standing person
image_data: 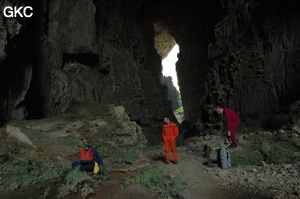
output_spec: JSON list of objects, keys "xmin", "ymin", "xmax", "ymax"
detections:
[
  {"xmin": 162, "ymin": 116, "xmax": 179, "ymax": 164},
  {"xmin": 216, "ymin": 105, "xmax": 241, "ymax": 148}
]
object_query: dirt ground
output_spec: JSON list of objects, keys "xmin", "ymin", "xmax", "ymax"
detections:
[
  {"xmin": 0, "ymin": 144, "xmax": 279, "ymax": 199},
  {"xmin": 2, "ymin": 103, "xmax": 297, "ymax": 199},
  {"xmin": 85, "ymin": 147, "xmax": 270, "ymax": 199}
]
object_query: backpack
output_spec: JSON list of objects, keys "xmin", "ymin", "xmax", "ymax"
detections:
[
  {"xmin": 80, "ymin": 147, "xmax": 94, "ymax": 165},
  {"xmin": 220, "ymin": 146, "xmax": 231, "ymax": 169}
]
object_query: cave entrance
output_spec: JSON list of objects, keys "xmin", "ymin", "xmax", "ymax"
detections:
[
  {"xmin": 162, "ymin": 44, "xmax": 179, "ymax": 90},
  {"xmin": 153, "ymin": 23, "xmax": 183, "ymax": 122},
  {"xmin": 161, "ymin": 44, "xmax": 184, "ymax": 123}
]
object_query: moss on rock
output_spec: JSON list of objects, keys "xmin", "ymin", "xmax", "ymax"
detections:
[
  {"xmin": 267, "ymin": 144, "xmax": 295, "ymax": 164},
  {"xmin": 231, "ymin": 149, "xmax": 264, "ymax": 167}
]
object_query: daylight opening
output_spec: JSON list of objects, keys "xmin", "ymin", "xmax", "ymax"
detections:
[
  {"xmin": 153, "ymin": 23, "xmax": 183, "ymax": 122},
  {"xmin": 162, "ymin": 44, "xmax": 179, "ymax": 90},
  {"xmin": 161, "ymin": 44, "xmax": 183, "ymax": 122}
]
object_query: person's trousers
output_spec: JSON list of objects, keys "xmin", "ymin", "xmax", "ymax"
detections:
[
  {"xmin": 163, "ymin": 137, "xmax": 178, "ymax": 163},
  {"xmin": 71, "ymin": 158, "xmax": 103, "ymax": 168},
  {"xmin": 230, "ymin": 130, "xmax": 237, "ymax": 144},
  {"xmin": 230, "ymin": 121, "xmax": 240, "ymax": 144}
]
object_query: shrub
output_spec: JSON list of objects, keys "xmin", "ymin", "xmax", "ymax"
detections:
[
  {"xmin": 57, "ymin": 167, "xmax": 93, "ymax": 199},
  {"xmin": 0, "ymin": 160, "xmax": 67, "ymax": 192},
  {"xmin": 123, "ymin": 168, "xmax": 190, "ymax": 199},
  {"xmin": 175, "ymin": 107, "xmax": 184, "ymax": 113},
  {"xmin": 110, "ymin": 147, "xmax": 138, "ymax": 165}
]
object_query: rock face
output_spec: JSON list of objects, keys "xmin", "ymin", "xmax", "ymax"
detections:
[
  {"xmin": 153, "ymin": 0, "xmax": 300, "ymax": 125},
  {"xmin": 153, "ymin": 23, "xmax": 176, "ymax": 59},
  {"xmin": 110, "ymin": 106, "xmax": 147, "ymax": 146},
  {"xmin": 1, "ymin": 0, "xmax": 300, "ymax": 139},
  {"xmin": 0, "ymin": 0, "xmax": 174, "ymax": 141},
  {"xmin": 204, "ymin": 0, "xmax": 300, "ymax": 124}
]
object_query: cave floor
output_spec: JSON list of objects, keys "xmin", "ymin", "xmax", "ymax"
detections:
[{"xmin": 91, "ymin": 148, "xmax": 270, "ymax": 199}]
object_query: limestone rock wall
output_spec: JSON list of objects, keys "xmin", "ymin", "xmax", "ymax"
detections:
[
  {"xmin": 0, "ymin": 0, "xmax": 35, "ymax": 121},
  {"xmin": 1, "ymin": 0, "xmax": 300, "ymax": 140},
  {"xmin": 204, "ymin": 0, "xmax": 300, "ymax": 123},
  {"xmin": 0, "ymin": 0, "xmax": 174, "ymax": 132},
  {"xmin": 153, "ymin": 23, "xmax": 176, "ymax": 59}
]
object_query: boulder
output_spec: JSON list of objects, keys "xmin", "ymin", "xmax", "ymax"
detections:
[
  {"xmin": 230, "ymin": 148, "xmax": 264, "ymax": 166},
  {"xmin": 5, "ymin": 125, "xmax": 34, "ymax": 147},
  {"xmin": 289, "ymin": 100, "xmax": 300, "ymax": 114},
  {"xmin": 267, "ymin": 144, "xmax": 295, "ymax": 164},
  {"xmin": 292, "ymin": 121, "xmax": 300, "ymax": 135},
  {"xmin": 260, "ymin": 142, "xmax": 271, "ymax": 157}
]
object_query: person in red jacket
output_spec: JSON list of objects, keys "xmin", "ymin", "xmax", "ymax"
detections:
[
  {"xmin": 162, "ymin": 116, "xmax": 179, "ymax": 164},
  {"xmin": 216, "ymin": 105, "xmax": 241, "ymax": 148}
]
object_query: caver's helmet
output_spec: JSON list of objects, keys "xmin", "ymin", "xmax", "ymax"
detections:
[{"xmin": 83, "ymin": 145, "xmax": 92, "ymax": 151}]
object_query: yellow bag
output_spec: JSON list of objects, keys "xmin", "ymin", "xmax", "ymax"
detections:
[{"xmin": 93, "ymin": 162, "xmax": 100, "ymax": 174}]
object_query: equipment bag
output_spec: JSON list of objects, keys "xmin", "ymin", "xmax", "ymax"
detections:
[
  {"xmin": 93, "ymin": 162, "xmax": 100, "ymax": 174},
  {"xmin": 220, "ymin": 146, "xmax": 231, "ymax": 169},
  {"xmin": 80, "ymin": 148, "xmax": 94, "ymax": 164}
]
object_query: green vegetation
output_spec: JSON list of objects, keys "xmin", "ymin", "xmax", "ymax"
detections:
[
  {"xmin": 231, "ymin": 139, "xmax": 298, "ymax": 166},
  {"xmin": 111, "ymin": 147, "xmax": 139, "ymax": 165},
  {"xmin": 267, "ymin": 144, "xmax": 295, "ymax": 164},
  {"xmin": 58, "ymin": 167, "xmax": 93, "ymax": 199},
  {"xmin": 95, "ymin": 146, "xmax": 114, "ymax": 155},
  {"xmin": 142, "ymin": 145, "xmax": 161, "ymax": 151},
  {"xmin": 0, "ymin": 160, "xmax": 101, "ymax": 199},
  {"xmin": 231, "ymin": 149, "xmax": 264, "ymax": 167},
  {"xmin": 107, "ymin": 139, "xmax": 140, "ymax": 165},
  {"xmin": 123, "ymin": 168, "xmax": 190, "ymax": 199},
  {"xmin": 113, "ymin": 139, "xmax": 130, "ymax": 148},
  {"xmin": 57, "ymin": 137, "xmax": 79, "ymax": 147},
  {"xmin": 0, "ymin": 160, "xmax": 67, "ymax": 192},
  {"xmin": 175, "ymin": 106, "xmax": 184, "ymax": 113}
]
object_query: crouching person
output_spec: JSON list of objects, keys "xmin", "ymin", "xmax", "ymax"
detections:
[{"xmin": 72, "ymin": 145, "xmax": 104, "ymax": 175}]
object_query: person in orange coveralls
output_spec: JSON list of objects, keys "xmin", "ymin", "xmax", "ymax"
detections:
[
  {"xmin": 162, "ymin": 116, "xmax": 179, "ymax": 164},
  {"xmin": 216, "ymin": 105, "xmax": 241, "ymax": 148}
]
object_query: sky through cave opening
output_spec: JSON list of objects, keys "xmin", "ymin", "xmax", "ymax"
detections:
[
  {"xmin": 162, "ymin": 44, "xmax": 180, "ymax": 90},
  {"xmin": 161, "ymin": 44, "xmax": 184, "ymax": 122}
]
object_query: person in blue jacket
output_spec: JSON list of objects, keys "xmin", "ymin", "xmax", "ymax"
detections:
[{"xmin": 72, "ymin": 145, "xmax": 104, "ymax": 174}]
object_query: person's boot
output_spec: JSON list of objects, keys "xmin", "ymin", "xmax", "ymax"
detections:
[{"xmin": 228, "ymin": 143, "xmax": 237, "ymax": 148}]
